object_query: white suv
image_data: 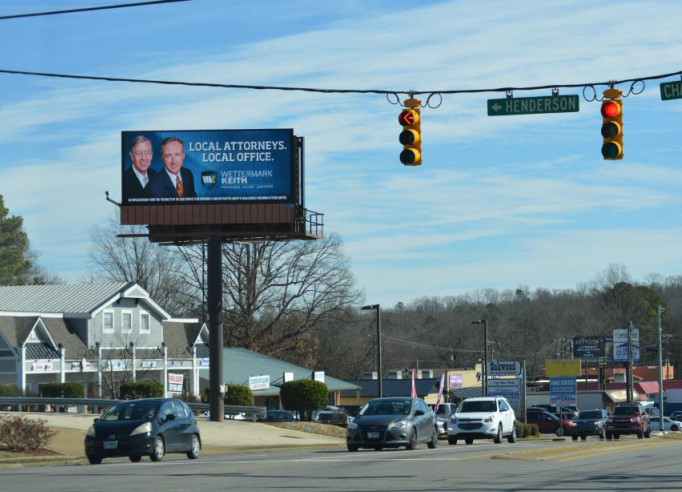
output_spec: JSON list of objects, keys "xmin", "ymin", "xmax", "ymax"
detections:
[{"xmin": 447, "ymin": 396, "xmax": 516, "ymax": 445}]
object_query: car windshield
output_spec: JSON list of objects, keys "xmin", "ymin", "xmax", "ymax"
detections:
[
  {"xmin": 578, "ymin": 411, "xmax": 602, "ymax": 419},
  {"xmin": 459, "ymin": 401, "xmax": 496, "ymax": 413},
  {"xmin": 613, "ymin": 406, "xmax": 638, "ymax": 416},
  {"xmin": 100, "ymin": 400, "xmax": 159, "ymax": 421},
  {"xmin": 360, "ymin": 400, "xmax": 412, "ymax": 416}
]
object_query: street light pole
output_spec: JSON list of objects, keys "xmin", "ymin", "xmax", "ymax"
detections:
[
  {"xmin": 362, "ymin": 304, "xmax": 382, "ymax": 398},
  {"xmin": 472, "ymin": 319, "xmax": 488, "ymax": 397}
]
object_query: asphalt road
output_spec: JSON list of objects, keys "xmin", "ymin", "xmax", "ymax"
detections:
[{"xmin": 3, "ymin": 436, "xmax": 682, "ymax": 492}]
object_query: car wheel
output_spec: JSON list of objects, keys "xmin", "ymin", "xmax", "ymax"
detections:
[
  {"xmin": 187, "ymin": 434, "xmax": 201, "ymax": 459},
  {"xmin": 614, "ymin": 434, "xmax": 620, "ymax": 440},
  {"xmin": 494, "ymin": 424, "xmax": 503, "ymax": 444},
  {"xmin": 406, "ymin": 429, "xmax": 417, "ymax": 450},
  {"xmin": 637, "ymin": 429, "xmax": 644, "ymax": 439},
  {"xmin": 645, "ymin": 426, "xmax": 651, "ymax": 438},
  {"xmin": 373, "ymin": 446, "xmax": 382, "ymax": 451},
  {"xmin": 427, "ymin": 428, "xmax": 438, "ymax": 449},
  {"xmin": 448, "ymin": 436, "xmax": 457, "ymax": 445},
  {"xmin": 150, "ymin": 435, "xmax": 165, "ymax": 462},
  {"xmin": 129, "ymin": 455, "xmax": 142, "ymax": 463},
  {"xmin": 581, "ymin": 436, "xmax": 587, "ymax": 441},
  {"xmin": 465, "ymin": 438, "xmax": 474, "ymax": 445},
  {"xmin": 554, "ymin": 427, "xmax": 563, "ymax": 437},
  {"xmin": 507, "ymin": 425, "xmax": 516, "ymax": 443},
  {"xmin": 347, "ymin": 444, "xmax": 359, "ymax": 452},
  {"xmin": 572, "ymin": 435, "xmax": 578, "ymax": 441},
  {"xmin": 672, "ymin": 425, "xmax": 679, "ymax": 432},
  {"xmin": 87, "ymin": 455, "xmax": 102, "ymax": 465}
]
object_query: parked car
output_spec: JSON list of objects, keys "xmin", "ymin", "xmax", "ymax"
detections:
[
  {"xmin": 650, "ymin": 416, "xmax": 682, "ymax": 432},
  {"xmin": 526, "ymin": 407, "xmax": 575, "ymax": 436},
  {"xmin": 430, "ymin": 402, "xmax": 457, "ymax": 437},
  {"xmin": 571, "ymin": 409, "xmax": 609, "ymax": 441},
  {"xmin": 531, "ymin": 404, "xmax": 578, "ymax": 420},
  {"xmin": 317, "ymin": 406, "xmax": 350, "ymax": 426},
  {"xmin": 606, "ymin": 403, "xmax": 651, "ymax": 439},
  {"xmin": 264, "ymin": 410, "xmax": 295, "ymax": 422},
  {"xmin": 346, "ymin": 397, "xmax": 437, "ymax": 451},
  {"xmin": 670, "ymin": 410, "xmax": 682, "ymax": 421},
  {"xmin": 84, "ymin": 398, "xmax": 201, "ymax": 464},
  {"xmin": 447, "ymin": 397, "xmax": 516, "ymax": 445}
]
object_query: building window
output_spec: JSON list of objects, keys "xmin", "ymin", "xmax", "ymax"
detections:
[
  {"xmin": 103, "ymin": 311, "xmax": 114, "ymax": 334},
  {"xmin": 122, "ymin": 311, "xmax": 132, "ymax": 334},
  {"xmin": 140, "ymin": 312, "xmax": 150, "ymax": 334}
]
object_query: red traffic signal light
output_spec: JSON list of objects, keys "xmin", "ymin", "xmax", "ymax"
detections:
[
  {"xmin": 399, "ymin": 101, "xmax": 422, "ymax": 166},
  {"xmin": 601, "ymin": 89, "xmax": 623, "ymax": 160}
]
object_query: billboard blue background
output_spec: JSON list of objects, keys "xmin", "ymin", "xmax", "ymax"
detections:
[{"xmin": 122, "ymin": 129, "xmax": 295, "ymax": 204}]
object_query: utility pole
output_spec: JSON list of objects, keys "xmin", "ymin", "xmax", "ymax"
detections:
[
  {"xmin": 627, "ymin": 321, "xmax": 634, "ymax": 403},
  {"xmin": 658, "ymin": 306, "xmax": 665, "ymax": 432}
]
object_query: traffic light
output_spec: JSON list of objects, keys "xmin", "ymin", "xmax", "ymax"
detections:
[
  {"xmin": 601, "ymin": 88, "xmax": 623, "ymax": 160},
  {"xmin": 399, "ymin": 98, "xmax": 422, "ymax": 166}
]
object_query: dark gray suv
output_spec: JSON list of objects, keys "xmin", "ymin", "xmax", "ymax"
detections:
[{"xmin": 572, "ymin": 409, "xmax": 608, "ymax": 441}]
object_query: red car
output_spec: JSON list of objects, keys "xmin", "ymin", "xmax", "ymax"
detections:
[
  {"xmin": 606, "ymin": 403, "xmax": 650, "ymax": 439},
  {"xmin": 526, "ymin": 408, "xmax": 575, "ymax": 436}
]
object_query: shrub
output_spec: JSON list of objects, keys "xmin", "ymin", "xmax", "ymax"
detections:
[
  {"xmin": 0, "ymin": 384, "xmax": 17, "ymax": 397},
  {"xmin": 280, "ymin": 380, "xmax": 328, "ymax": 421},
  {"xmin": 0, "ymin": 415, "xmax": 55, "ymax": 452},
  {"xmin": 119, "ymin": 381, "xmax": 164, "ymax": 399},
  {"xmin": 224, "ymin": 384, "xmax": 253, "ymax": 406},
  {"xmin": 514, "ymin": 422, "xmax": 540, "ymax": 439},
  {"xmin": 40, "ymin": 383, "xmax": 83, "ymax": 398}
]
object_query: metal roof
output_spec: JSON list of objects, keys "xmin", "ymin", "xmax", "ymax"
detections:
[
  {"xmin": 0, "ymin": 283, "xmax": 131, "ymax": 315},
  {"xmin": 200, "ymin": 347, "xmax": 360, "ymax": 395},
  {"xmin": 340, "ymin": 378, "xmax": 439, "ymax": 398}
]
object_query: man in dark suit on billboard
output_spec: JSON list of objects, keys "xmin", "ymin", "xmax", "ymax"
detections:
[
  {"xmin": 123, "ymin": 135, "xmax": 156, "ymax": 201},
  {"xmin": 149, "ymin": 136, "xmax": 197, "ymax": 199}
]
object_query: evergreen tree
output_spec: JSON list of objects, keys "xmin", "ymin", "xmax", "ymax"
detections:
[{"xmin": 0, "ymin": 195, "xmax": 33, "ymax": 285}]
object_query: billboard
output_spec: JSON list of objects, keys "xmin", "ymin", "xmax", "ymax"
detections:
[
  {"xmin": 545, "ymin": 359, "xmax": 581, "ymax": 377},
  {"xmin": 613, "ymin": 328, "xmax": 640, "ymax": 362},
  {"xmin": 121, "ymin": 129, "xmax": 297, "ymax": 205},
  {"xmin": 572, "ymin": 336, "xmax": 604, "ymax": 360}
]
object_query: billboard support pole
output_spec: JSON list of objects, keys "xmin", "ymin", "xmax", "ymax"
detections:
[{"xmin": 208, "ymin": 234, "xmax": 224, "ymax": 422}]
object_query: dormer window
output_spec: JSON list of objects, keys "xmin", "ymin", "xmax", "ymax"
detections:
[
  {"xmin": 103, "ymin": 311, "xmax": 114, "ymax": 334},
  {"xmin": 140, "ymin": 312, "xmax": 150, "ymax": 334},
  {"xmin": 122, "ymin": 311, "xmax": 132, "ymax": 334}
]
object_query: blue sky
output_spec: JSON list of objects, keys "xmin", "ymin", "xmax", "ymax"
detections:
[{"xmin": 1, "ymin": 0, "xmax": 681, "ymax": 306}]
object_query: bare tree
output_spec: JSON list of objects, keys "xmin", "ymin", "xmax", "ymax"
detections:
[
  {"xmin": 178, "ymin": 233, "xmax": 363, "ymax": 358},
  {"xmin": 88, "ymin": 213, "xmax": 189, "ymax": 315}
]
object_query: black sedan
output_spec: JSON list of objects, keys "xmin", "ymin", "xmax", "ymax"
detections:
[
  {"xmin": 346, "ymin": 397, "xmax": 437, "ymax": 451},
  {"xmin": 84, "ymin": 398, "xmax": 201, "ymax": 464}
]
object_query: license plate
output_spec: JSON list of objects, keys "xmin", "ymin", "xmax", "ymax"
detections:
[
  {"xmin": 367, "ymin": 432, "xmax": 379, "ymax": 439},
  {"xmin": 103, "ymin": 440, "xmax": 118, "ymax": 449}
]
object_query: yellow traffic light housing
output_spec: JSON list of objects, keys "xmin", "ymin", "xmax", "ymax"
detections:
[
  {"xmin": 601, "ymin": 88, "xmax": 623, "ymax": 160},
  {"xmin": 399, "ymin": 97, "xmax": 422, "ymax": 166}
]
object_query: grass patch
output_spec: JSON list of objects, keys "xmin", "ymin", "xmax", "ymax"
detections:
[{"xmin": 265, "ymin": 422, "xmax": 346, "ymax": 439}]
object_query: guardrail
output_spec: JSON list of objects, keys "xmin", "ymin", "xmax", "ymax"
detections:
[{"xmin": 0, "ymin": 397, "xmax": 266, "ymax": 421}]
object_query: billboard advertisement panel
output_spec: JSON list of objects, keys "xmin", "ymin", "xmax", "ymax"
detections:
[
  {"xmin": 121, "ymin": 129, "xmax": 296, "ymax": 205},
  {"xmin": 572, "ymin": 336, "xmax": 604, "ymax": 360}
]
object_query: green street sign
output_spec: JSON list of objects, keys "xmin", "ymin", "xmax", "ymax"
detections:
[
  {"xmin": 487, "ymin": 95, "xmax": 579, "ymax": 116},
  {"xmin": 660, "ymin": 81, "xmax": 682, "ymax": 100}
]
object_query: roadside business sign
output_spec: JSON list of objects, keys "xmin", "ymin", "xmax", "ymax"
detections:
[
  {"xmin": 549, "ymin": 377, "xmax": 577, "ymax": 406},
  {"xmin": 572, "ymin": 336, "xmax": 603, "ymax": 360},
  {"xmin": 488, "ymin": 379, "xmax": 522, "ymax": 412},
  {"xmin": 487, "ymin": 360, "xmax": 521, "ymax": 378},
  {"xmin": 545, "ymin": 359, "xmax": 581, "ymax": 377},
  {"xmin": 168, "ymin": 373, "xmax": 184, "ymax": 393},
  {"xmin": 248, "ymin": 375, "xmax": 270, "ymax": 390},
  {"xmin": 449, "ymin": 374, "xmax": 463, "ymax": 388},
  {"xmin": 487, "ymin": 95, "xmax": 579, "ymax": 116},
  {"xmin": 660, "ymin": 80, "xmax": 682, "ymax": 100},
  {"xmin": 613, "ymin": 328, "xmax": 640, "ymax": 362}
]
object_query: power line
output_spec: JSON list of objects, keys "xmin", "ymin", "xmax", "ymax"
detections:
[
  {"xmin": 0, "ymin": 0, "xmax": 192, "ymax": 20},
  {"xmin": 0, "ymin": 68, "xmax": 680, "ymax": 98}
]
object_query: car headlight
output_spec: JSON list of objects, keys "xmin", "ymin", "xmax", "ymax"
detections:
[
  {"xmin": 389, "ymin": 420, "xmax": 409, "ymax": 430},
  {"xmin": 86, "ymin": 425, "xmax": 96, "ymax": 437},
  {"xmin": 347, "ymin": 421, "xmax": 358, "ymax": 431},
  {"xmin": 130, "ymin": 422, "xmax": 152, "ymax": 436},
  {"xmin": 484, "ymin": 417, "xmax": 494, "ymax": 423}
]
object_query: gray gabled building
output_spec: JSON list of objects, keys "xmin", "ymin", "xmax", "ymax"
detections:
[{"xmin": 0, "ymin": 282, "xmax": 209, "ymax": 397}]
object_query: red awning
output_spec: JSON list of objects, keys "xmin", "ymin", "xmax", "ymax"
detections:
[{"xmin": 636, "ymin": 382, "xmax": 660, "ymax": 394}]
